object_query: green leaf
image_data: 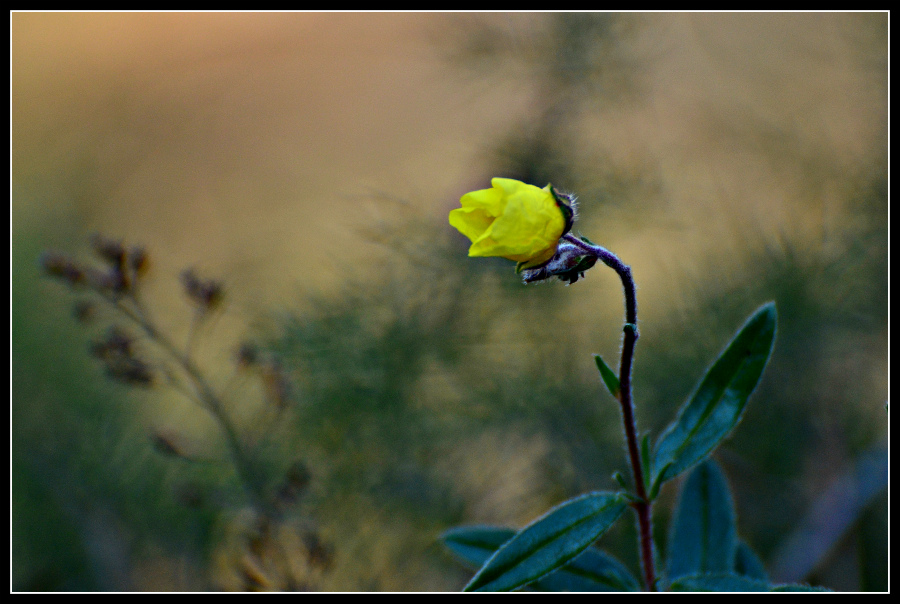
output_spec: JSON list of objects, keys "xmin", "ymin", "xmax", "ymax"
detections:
[
  {"xmin": 441, "ymin": 526, "xmax": 640, "ymax": 591},
  {"xmin": 653, "ymin": 302, "xmax": 777, "ymax": 485},
  {"xmin": 463, "ymin": 492, "xmax": 628, "ymax": 592},
  {"xmin": 441, "ymin": 526, "xmax": 515, "ymax": 570},
  {"xmin": 667, "ymin": 460, "xmax": 737, "ymax": 580},
  {"xmin": 669, "ymin": 572, "xmax": 770, "ymax": 592},
  {"xmin": 734, "ymin": 541, "xmax": 768, "ymax": 581},
  {"xmin": 770, "ymin": 584, "xmax": 832, "ymax": 592},
  {"xmin": 647, "ymin": 462, "xmax": 671, "ymax": 501},
  {"xmin": 534, "ymin": 548, "xmax": 641, "ymax": 592},
  {"xmin": 593, "ymin": 355, "xmax": 620, "ymax": 398}
]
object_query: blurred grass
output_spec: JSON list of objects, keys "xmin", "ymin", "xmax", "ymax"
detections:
[{"xmin": 12, "ymin": 12, "xmax": 887, "ymax": 591}]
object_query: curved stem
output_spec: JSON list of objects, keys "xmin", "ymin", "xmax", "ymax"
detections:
[{"xmin": 563, "ymin": 234, "xmax": 656, "ymax": 591}]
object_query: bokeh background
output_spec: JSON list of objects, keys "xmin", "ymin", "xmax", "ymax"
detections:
[{"xmin": 12, "ymin": 12, "xmax": 887, "ymax": 591}]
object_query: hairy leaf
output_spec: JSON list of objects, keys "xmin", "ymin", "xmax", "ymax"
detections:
[
  {"xmin": 734, "ymin": 541, "xmax": 768, "ymax": 581},
  {"xmin": 442, "ymin": 525, "xmax": 640, "ymax": 591},
  {"xmin": 667, "ymin": 460, "xmax": 737, "ymax": 580},
  {"xmin": 669, "ymin": 572, "xmax": 770, "ymax": 592},
  {"xmin": 463, "ymin": 492, "xmax": 627, "ymax": 592},
  {"xmin": 533, "ymin": 548, "xmax": 640, "ymax": 592},
  {"xmin": 441, "ymin": 525, "xmax": 515, "ymax": 570},
  {"xmin": 593, "ymin": 354, "xmax": 620, "ymax": 399},
  {"xmin": 653, "ymin": 303, "xmax": 777, "ymax": 485}
]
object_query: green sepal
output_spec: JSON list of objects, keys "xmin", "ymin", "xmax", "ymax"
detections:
[
  {"xmin": 554, "ymin": 254, "xmax": 598, "ymax": 285},
  {"xmin": 549, "ymin": 185, "xmax": 576, "ymax": 236}
]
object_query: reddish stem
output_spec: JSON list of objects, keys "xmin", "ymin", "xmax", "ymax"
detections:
[{"xmin": 563, "ymin": 234, "xmax": 656, "ymax": 591}]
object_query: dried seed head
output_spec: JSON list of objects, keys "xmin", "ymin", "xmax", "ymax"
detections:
[
  {"xmin": 72, "ymin": 300, "xmax": 96, "ymax": 323},
  {"xmin": 108, "ymin": 355, "xmax": 154, "ymax": 386},
  {"xmin": 181, "ymin": 268, "xmax": 224, "ymax": 311},
  {"xmin": 91, "ymin": 326, "xmax": 133, "ymax": 358},
  {"xmin": 235, "ymin": 342, "xmax": 259, "ymax": 368},
  {"xmin": 276, "ymin": 460, "xmax": 312, "ymax": 506},
  {"xmin": 129, "ymin": 245, "xmax": 149, "ymax": 277},
  {"xmin": 41, "ymin": 252, "xmax": 85, "ymax": 286},
  {"xmin": 302, "ymin": 532, "xmax": 332, "ymax": 570},
  {"xmin": 90, "ymin": 234, "xmax": 126, "ymax": 268},
  {"xmin": 262, "ymin": 360, "xmax": 290, "ymax": 409},
  {"xmin": 90, "ymin": 327, "xmax": 153, "ymax": 386}
]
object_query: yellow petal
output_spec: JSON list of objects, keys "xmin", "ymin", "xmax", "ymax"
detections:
[
  {"xmin": 459, "ymin": 184, "xmax": 505, "ymax": 214},
  {"xmin": 448, "ymin": 206, "xmax": 493, "ymax": 243},
  {"xmin": 449, "ymin": 177, "xmax": 566, "ymax": 265}
]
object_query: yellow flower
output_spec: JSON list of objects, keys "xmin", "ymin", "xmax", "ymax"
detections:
[{"xmin": 449, "ymin": 178, "xmax": 572, "ymax": 270}]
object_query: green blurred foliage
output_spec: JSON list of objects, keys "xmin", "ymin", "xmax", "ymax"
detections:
[
  {"xmin": 12, "ymin": 233, "xmax": 222, "ymax": 591},
  {"xmin": 263, "ymin": 223, "xmax": 627, "ymax": 589}
]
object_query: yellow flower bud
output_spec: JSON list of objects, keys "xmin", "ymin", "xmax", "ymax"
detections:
[{"xmin": 449, "ymin": 178, "xmax": 570, "ymax": 269}]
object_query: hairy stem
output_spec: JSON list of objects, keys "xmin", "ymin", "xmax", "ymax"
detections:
[{"xmin": 563, "ymin": 234, "xmax": 656, "ymax": 591}]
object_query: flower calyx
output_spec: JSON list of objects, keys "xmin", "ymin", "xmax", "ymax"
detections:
[{"xmin": 519, "ymin": 237, "xmax": 598, "ymax": 285}]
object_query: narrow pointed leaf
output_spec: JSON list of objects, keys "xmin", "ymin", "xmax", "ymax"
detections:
[
  {"xmin": 441, "ymin": 526, "xmax": 640, "ymax": 591},
  {"xmin": 770, "ymin": 584, "xmax": 831, "ymax": 592},
  {"xmin": 534, "ymin": 548, "xmax": 641, "ymax": 592},
  {"xmin": 648, "ymin": 462, "xmax": 671, "ymax": 501},
  {"xmin": 734, "ymin": 541, "xmax": 768, "ymax": 581},
  {"xmin": 441, "ymin": 526, "xmax": 515, "ymax": 570},
  {"xmin": 463, "ymin": 492, "xmax": 627, "ymax": 592},
  {"xmin": 594, "ymin": 355, "xmax": 620, "ymax": 398},
  {"xmin": 667, "ymin": 460, "xmax": 737, "ymax": 580},
  {"xmin": 669, "ymin": 572, "xmax": 770, "ymax": 592},
  {"xmin": 653, "ymin": 302, "xmax": 777, "ymax": 485}
]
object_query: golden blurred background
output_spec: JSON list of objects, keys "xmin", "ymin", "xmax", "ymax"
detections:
[{"xmin": 12, "ymin": 12, "xmax": 887, "ymax": 591}]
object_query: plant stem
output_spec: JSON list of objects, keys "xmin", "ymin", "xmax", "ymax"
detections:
[
  {"xmin": 563, "ymin": 234, "xmax": 656, "ymax": 591},
  {"xmin": 110, "ymin": 293, "xmax": 270, "ymax": 515}
]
